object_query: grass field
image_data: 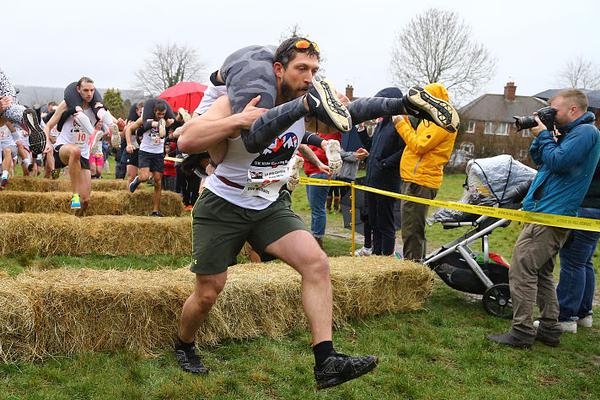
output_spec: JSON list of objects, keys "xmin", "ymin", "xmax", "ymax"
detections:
[{"xmin": 1, "ymin": 166, "xmax": 599, "ymax": 399}]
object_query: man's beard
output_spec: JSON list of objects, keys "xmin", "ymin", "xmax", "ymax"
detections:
[{"xmin": 280, "ymin": 80, "xmax": 294, "ymax": 102}]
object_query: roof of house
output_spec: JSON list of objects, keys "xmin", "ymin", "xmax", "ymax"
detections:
[
  {"xmin": 459, "ymin": 94, "xmax": 548, "ymax": 123},
  {"xmin": 534, "ymin": 89, "xmax": 600, "ymax": 109}
]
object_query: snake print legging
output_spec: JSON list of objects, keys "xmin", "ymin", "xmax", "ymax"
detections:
[{"xmin": 0, "ymin": 69, "xmax": 25, "ymax": 124}]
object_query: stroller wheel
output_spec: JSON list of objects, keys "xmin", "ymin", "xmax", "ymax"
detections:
[{"xmin": 483, "ymin": 283, "xmax": 512, "ymax": 319}]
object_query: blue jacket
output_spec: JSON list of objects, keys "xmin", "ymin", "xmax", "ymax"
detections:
[
  {"xmin": 358, "ymin": 87, "xmax": 406, "ymax": 191},
  {"xmin": 523, "ymin": 111, "xmax": 600, "ymax": 216}
]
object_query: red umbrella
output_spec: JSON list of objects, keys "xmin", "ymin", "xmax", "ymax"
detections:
[{"xmin": 159, "ymin": 81, "xmax": 208, "ymax": 113}]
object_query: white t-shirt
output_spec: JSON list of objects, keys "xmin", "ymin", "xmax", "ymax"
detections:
[
  {"xmin": 205, "ymin": 118, "xmax": 307, "ymax": 210},
  {"xmin": 0, "ymin": 125, "xmax": 16, "ymax": 148},
  {"xmin": 139, "ymin": 126, "xmax": 165, "ymax": 154},
  {"xmin": 195, "ymin": 85, "xmax": 228, "ymax": 115},
  {"xmin": 54, "ymin": 108, "xmax": 97, "ymax": 160},
  {"xmin": 11, "ymin": 125, "xmax": 29, "ymax": 147}
]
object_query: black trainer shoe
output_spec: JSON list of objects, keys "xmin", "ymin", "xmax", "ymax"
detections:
[
  {"xmin": 314, "ymin": 352, "xmax": 378, "ymax": 390},
  {"xmin": 535, "ymin": 328, "xmax": 561, "ymax": 347},
  {"xmin": 486, "ymin": 332, "xmax": 532, "ymax": 349},
  {"xmin": 306, "ymin": 76, "xmax": 352, "ymax": 132},
  {"xmin": 174, "ymin": 345, "xmax": 209, "ymax": 375},
  {"xmin": 404, "ymin": 86, "xmax": 460, "ymax": 133},
  {"xmin": 150, "ymin": 211, "xmax": 163, "ymax": 217},
  {"xmin": 22, "ymin": 108, "xmax": 46, "ymax": 156},
  {"xmin": 129, "ymin": 176, "xmax": 140, "ymax": 193}
]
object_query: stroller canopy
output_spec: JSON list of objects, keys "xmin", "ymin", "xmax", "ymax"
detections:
[{"xmin": 432, "ymin": 155, "xmax": 537, "ymax": 223}]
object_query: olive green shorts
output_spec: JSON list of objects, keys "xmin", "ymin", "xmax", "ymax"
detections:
[{"xmin": 190, "ymin": 189, "xmax": 307, "ymax": 275}]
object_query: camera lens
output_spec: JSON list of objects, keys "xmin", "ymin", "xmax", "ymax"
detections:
[{"xmin": 513, "ymin": 116, "xmax": 537, "ymax": 131}]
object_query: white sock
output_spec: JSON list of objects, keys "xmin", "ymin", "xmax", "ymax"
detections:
[
  {"xmin": 1, "ymin": 170, "xmax": 8, "ymax": 179},
  {"xmin": 99, "ymin": 109, "xmax": 114, "ymax": 132},
  {"xmin": 74, "ymin": 112, "xmax": 95, "ymax": 135}
]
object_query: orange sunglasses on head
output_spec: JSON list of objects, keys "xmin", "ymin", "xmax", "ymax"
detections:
[{"xmin": 292, "ymin": 39, "xmax": 320, "ymax": 53}]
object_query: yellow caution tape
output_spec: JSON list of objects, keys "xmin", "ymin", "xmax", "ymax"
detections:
[{"xmin": 299, "ymin": 177, "xmax": 600, "ymax": 232}]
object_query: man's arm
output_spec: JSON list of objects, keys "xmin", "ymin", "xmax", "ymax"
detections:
[
  {"xmin": 43, "ymin": 101, "xmax": 67, "ymax": 135},
  {"xmin": 0, "ymin": 96, "xmax": 11, "ymax": 114},
  {"xmin": 298, "ymin": 144, "xmax": 332, "ymax": 175},
  {"xmin": 178, "ymin": 95, "xmax": 266, "ymax": 154},
  {"xmin": 529, "ymin": 114, "xmax": 597, "ymax": 173},
  {"xmin": 43, "ymin": 101, "xmax": 67, "ymax": 152},
  {"xmin": 125, "ymin": 118, "xmax": 142, "ymax": 153},
  {"xmin": 536, "ymin": 128, "xmax": 598, "ymax": 174}
]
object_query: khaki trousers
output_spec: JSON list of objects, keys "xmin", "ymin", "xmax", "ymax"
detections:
[{"xmin": 509, "ymin": 223, "xmax": 570, "ymax": 339}]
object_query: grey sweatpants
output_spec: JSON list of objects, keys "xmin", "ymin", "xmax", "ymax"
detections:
[{"xmin": 219, "ymin": 45, "xmax": 407, "ymax": 153}]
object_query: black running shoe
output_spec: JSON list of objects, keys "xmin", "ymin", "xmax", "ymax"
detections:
[
  {"xmin": 150, "ymin": 211, "xmax": 163, "ymax": 217},
  {"xmin": 22, "ymin": 108, "xmax": 46, "ymax": 156},
  {"xmin": 129, "ymin": 176, "xmax": 140, "ymax": 193},
  {"xmin": 314, "ymin": 352, "xmax": 378, "ymax": 390},
  {"xmin": 174, "ymin": 345, "xmax": 209, "ymax": 375},
  {"xmin": 306, "ymin": 76, "xmax": 352, "ymax": 132},
  {"xmin": 404, "ymin": 86, "xmax": 460, "ymax": 133}
]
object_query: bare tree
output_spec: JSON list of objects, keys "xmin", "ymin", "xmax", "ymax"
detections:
[
  {"xmin": 279, "ymin": 23, "xmax": 307, "ymax": 41},
  {"xmin": 135, "ymin": 43, "xmax": 205, "ymax": 95},
  {"xmin": 557, "ymin": 56, "xmax": 600, "ymax": 89},
  {"xmin": 390, "ymin": 8, "xmax": 496, "ymax": 103}
]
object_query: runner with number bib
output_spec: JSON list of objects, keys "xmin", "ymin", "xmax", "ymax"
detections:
[{"xmin": 43, "ymin": 77, "xmax": 98, "ymax": 215}]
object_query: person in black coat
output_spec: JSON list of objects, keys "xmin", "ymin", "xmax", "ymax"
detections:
[{"xmin": 358, "ymin": 87, "xmax": 405, "ymax": 255}]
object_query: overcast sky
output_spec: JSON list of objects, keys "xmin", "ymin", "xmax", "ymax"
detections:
[{"xmin": 3, "ymin": 0, "xmax": 599, "ymax": 104}]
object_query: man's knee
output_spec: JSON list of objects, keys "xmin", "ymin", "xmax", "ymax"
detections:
[
  {"xmin": 302, "ymin": 251, "xmax": 330, "ymax": 280},
  {"xmin": 193, "ymin": 275, "xmax": 226, "ymax": 307},
  {"xmin": 68, "ymin": 147, "xmax": 81, "ymax": 159}
]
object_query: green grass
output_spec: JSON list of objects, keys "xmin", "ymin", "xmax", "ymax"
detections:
[
  {"xmin": 1, "ymin": 173, "xmax": 600, "ymax": 399},
  {"xmin": 1, "ymin": 283, "xmax": 598, "ymax": 399}
]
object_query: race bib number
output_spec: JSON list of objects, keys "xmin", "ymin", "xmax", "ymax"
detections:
[
  {"xmin": 241, "ymin": 164, "xmax": 290, "ymax": 201},
  {"xmin": 73, "ymin": 129, "xmax": 87, "ymax": 145},
  {"xmin": 150, "ymin": 132, "xmax": 161, "ymax": 145}
]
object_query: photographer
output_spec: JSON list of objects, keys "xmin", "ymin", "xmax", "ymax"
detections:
[{"xmin": 488, "ymin": 89, "xmax": 600, "ymax": 349}]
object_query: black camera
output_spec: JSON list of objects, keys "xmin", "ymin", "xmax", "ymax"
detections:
[{"xmin": 513, "ymin": 106, "xmax": 557, "ymax": 131}]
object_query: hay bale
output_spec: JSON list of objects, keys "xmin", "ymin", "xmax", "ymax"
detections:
[
  {"xmin": 0, "ymin": 257, "xmax": 434, "ymax": 360},
  {"xmin": 0, "ymin": 191, "xmax": 183, "ymax": 216},
  {"xmin": 0, "ymin": 278, "xmax": 36, "ymax": 363},
  {"xmin": 7, "ymin": 177, "xmax": 128, "ymax": 192},
  {"xmin": 0, "ymin": 213, "xmax": 191, "ymax": 256}
]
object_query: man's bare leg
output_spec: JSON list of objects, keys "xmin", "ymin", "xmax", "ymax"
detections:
[
  {"xmin": 76, "ymin": 168, "xmax": 92, "ymax": 216},
  {"xmin": 59, "ymin": 145, "xmax": 83, "ymax": 193},
  {"xmin": 266, "ymin": 229, "xmax": 378, "ymax": 390},
  {"xmin": 175, "ymin": 271, "xmax": 227, "ymax": 375},
  {"xmin": 265, "ymin": 229, "xmax": 333, "ymax": 344},
  {"xmin": 152, "ymin": 171, "xmax": 162, "ymax": 213},
  {"xmin": 127, "ymin": 165, "xmax": 138, "ymax": 184},
  {"xmin": 178, "ymin": 271, "xmax": 228, "ymax": 343}
]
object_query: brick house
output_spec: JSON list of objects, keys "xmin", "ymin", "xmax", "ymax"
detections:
[{"xmin": 449, "ymin": 82, "xmax": 547, "ymax": 169}]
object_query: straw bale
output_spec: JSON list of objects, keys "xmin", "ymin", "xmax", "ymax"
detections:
[
  {"xmin": 0, "ymin": 190, "xmax": 183, "ymax": 216},
  {"xmin": 6, "ymin": 177, "xmax": 127, "ymax": 192},
  {"xmin": 0, "ymin": 257, "xmax": 434, "ymax": 361},
  {"xmin": 0, "ymin": 279, "xmax": 35, "ymax": 362},
  {"xmin": 0, "ymin": 213, "xmax": 191, "ymax": 256}
]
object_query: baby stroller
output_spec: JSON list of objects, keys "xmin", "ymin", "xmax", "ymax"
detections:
[{"xmin": 423, "ymin": 155, "xmax": 536, "ymax": 318}]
